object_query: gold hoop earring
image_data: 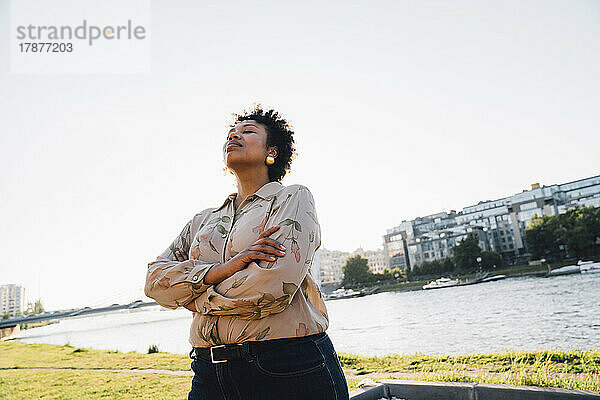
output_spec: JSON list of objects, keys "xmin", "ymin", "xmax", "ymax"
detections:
[{"xmin": 265, "ymin": 155, "xmax": 275, "ymax": 165}]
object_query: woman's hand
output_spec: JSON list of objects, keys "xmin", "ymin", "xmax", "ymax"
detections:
[
  {"xmin": 227, "ymin": 225, "xmax": 286, "ymax": 270},
  {"xmin": 203, "ymin": 225, "xmax": 286, "ymax": 286},
  {"xmin": 174, "ymin": 248, "xmax": 188, "ymax": 261}
]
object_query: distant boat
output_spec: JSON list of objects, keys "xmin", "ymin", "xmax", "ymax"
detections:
[
  {"xmin": 578, "ymin": 260, "xmax": 600, "ymax": 274},
  {"xmin": 546, "ymin": 265, "xmax": 580, "ymax": 277},
  {"xmin": 457, "ymin": 271, "xmax": 489, "ymax": 286},
  {"xmin": 325, "ymin": 287, "xmax": 364, "ymax": 300},
  {"xmin": 422, "ymin": 277, "xmax": 459, "ymax": 290},
  {"xmin": 481, "ymin": 274, "xmax": 507, "ymax": 282}
]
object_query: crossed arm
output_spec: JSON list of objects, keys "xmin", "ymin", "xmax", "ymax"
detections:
[{"xmin": 144, "ymin": 186, "xmax": 321, "ymax": 319}]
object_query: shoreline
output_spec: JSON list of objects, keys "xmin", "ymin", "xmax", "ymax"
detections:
[
  {"xmin": 355, "ymin": 265, "xmax": 551, "ymax": 296},
  {"xmin": 1, "ymin": 341, "xmax": 598, "ymax": 398}
]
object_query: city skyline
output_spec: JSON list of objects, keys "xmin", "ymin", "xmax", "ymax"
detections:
[
  {"xmin": 313, "ymin": 173, "xmax": 600, "ymax": 287},
  {"xmin": 384, "ymin": 174, "xmax": 600, "ymax": 272}
]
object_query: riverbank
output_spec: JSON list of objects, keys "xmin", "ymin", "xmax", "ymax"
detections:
[
  {"xmin": 368, "ymin": 264, "xmax": 550, "ymax": 295},
  {"xmin": 1, "ymin": 341, "xmax": 597, "ymax": 399}
]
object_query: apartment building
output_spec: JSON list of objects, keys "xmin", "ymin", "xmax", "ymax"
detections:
[
  {"xmin": 318, "ymin": 247, "xmax": 388, "ymax": 284},
  {"xmin": 0, "ymin": 284, "xmax": 26, "ymax": 317},
  {"xmin": 353, "ymin": 247, "xmax": 388, "ymax": 274},
  {"xmin": 384, "ymin": 174, "xmax": 600, "ymax": 269}
]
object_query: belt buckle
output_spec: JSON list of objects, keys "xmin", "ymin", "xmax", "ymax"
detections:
[{"xmin": 210, "ymin": 345, "xmax": 227, "ymax": 364}]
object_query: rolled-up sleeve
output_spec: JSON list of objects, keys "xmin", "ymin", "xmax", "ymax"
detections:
[
  {"xmin": 191, "ymin": 185, "xmax": 321, "ymax": 320},
  {"xmin": 144, "ymin": 214, "xmax": 220, "ymax": 310}
]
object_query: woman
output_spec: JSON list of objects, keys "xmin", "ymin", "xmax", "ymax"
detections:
[{"xmin": 144, "ymin": 105, "xmax": 349, "ymax": 400}]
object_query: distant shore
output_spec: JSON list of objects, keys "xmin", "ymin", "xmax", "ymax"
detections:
[
  {"xmin": 1, "ymin": 341, "xmax": 597, "ymax": 399},
  {"xmin": 355, "ymin": 264, "xmax": 551, "ymax": 295}
]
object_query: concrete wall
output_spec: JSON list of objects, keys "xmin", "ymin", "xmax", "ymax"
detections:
[
  {"xmin": 0, "ymin": 324, "xmax": 19, "ymax": 340},
  {"xmin": 350, "ymin": 379, "xmax": 600, "ymax": 400}
]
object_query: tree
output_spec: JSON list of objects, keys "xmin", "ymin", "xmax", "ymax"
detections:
[
  {"xmin": 370, "ymin": 267, "xmax": 402, "ymax": 284},
  {"xmin": 390, "ymin": 267, "xmax": 403, "ymax": 279},
  {"xmin": 557, "ymin": 207, "xmax": 600, "ymax": 258},
  {"xmin": 341, "ymin": 255, "xmax": 373, "ymax": 287},
  {"xmin": 525, "ymin": 206, "xmax": 600, "ymax": 261},
  {"xmin": 480, "ymin": 251, "xmax": 502, "ymax": 270},
  {"xmin": 406, "ymin": 258, "xmax": 454, "ymax": 280},
  {"xmin": 453, "ymin": 233, "xmax": 482, "ymax": 271},
  {"xmin": 406, "ymin": 266, "xmax": 414, "ymax": 280},
  {"xmin": 26, "ymin": 299, "xmax": 45, "ymax": 315},
  {"xmin": 420, "ymin": 261, "xmax": 432, "ymax": 275},
  {"xmin": 428, "ymin": 260, "xmax": 442, "ymax": 274},
  {"xmin": 442, "ymin": 258, "xmax": 455, "ymax": 272},
  {"xmin": 525, "ymin": 214, "xmax": 563, "ymax": 261}
]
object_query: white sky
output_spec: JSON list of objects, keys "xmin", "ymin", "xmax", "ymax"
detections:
[{"xmin": 1, "ymin": 0, "xmax": 599, "ymax": 310}]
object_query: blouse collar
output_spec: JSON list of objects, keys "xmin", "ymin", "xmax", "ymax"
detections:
[{"xmin": 212, "ymin": 181, "xmax": 284, "ymax": 213}]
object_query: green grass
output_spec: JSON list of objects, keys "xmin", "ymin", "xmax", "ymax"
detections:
[
  {"xmin": 0, "ymin": 369, "xmax": 190, "ymax": 400},
  {"xmin": 373, "ymin": 280, "xmax": 426, "ymax": 293},
  {"xmin": 0, "ymin": 341, "xmax": 598, "ymax": 399},
  {"xmin": 485, "ymin": 264, "xmax": 548, "ymax": 276},
  {"xmin": 339, "ymin": 349, "xmax": 600, "ymax": 391},
  {"xmin": 0, "ymin": 341, "xmax": 190, "ymax": 371},
  {"xmin": 19, "ymin": 321, "xmax": 52, "ymax": 330}
]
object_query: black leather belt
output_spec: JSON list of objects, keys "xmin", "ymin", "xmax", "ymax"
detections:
[
  {"xmin": 190, "ymin": 332, "xmax": 327, "ymax": 364},
  {"xmin": 192, "ymin": 344, "xmax": 246, "ymax": 363}
]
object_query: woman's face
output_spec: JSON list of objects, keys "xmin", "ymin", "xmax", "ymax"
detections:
[{"xmin": 223, "ymin": 119, "xmax": 276, "ymax": 172}]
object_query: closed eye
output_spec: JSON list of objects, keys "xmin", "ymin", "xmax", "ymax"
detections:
[{"xmin": 226, "ymin": 129, "xmax": 255, "ymax": 139}]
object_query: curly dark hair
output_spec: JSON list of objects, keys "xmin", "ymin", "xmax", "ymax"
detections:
[{"xmin": 230, "ymin": 104, "xmax": 297, "ymax": 182}]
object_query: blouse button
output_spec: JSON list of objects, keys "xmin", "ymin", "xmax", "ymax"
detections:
[{"xmin": 221, "ymin": 233, "xmax": 227, "ymax": 238}]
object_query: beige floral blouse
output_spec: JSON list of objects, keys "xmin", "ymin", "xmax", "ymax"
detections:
[{"xmin": 144, "ymin": 181, "xmax": 329, "ymax": 348}]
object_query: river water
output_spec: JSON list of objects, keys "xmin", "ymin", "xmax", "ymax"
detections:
[{"xmin": 14, "ymin": 273, "xmax": 600, "ymax": 356}]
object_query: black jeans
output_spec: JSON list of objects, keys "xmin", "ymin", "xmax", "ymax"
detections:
[{"xmin": 188, "ymin": 332, "xmax": 349, "ymax": 400}]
